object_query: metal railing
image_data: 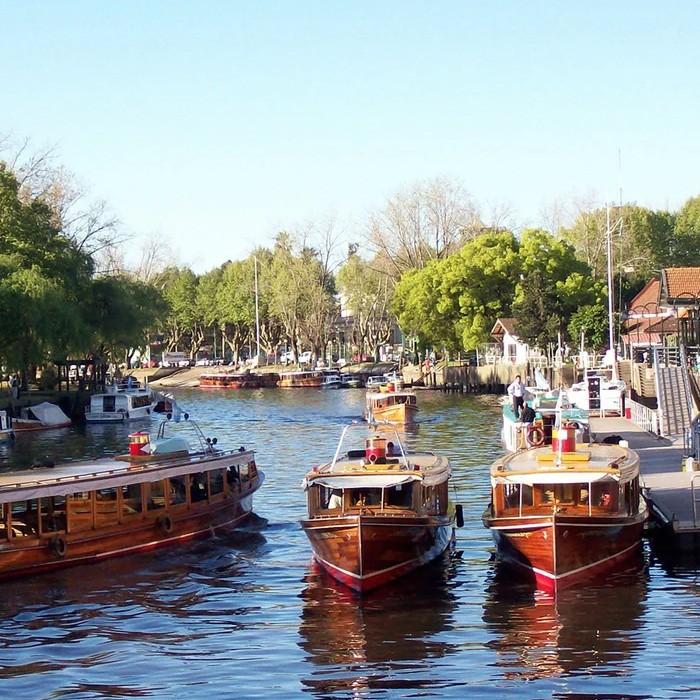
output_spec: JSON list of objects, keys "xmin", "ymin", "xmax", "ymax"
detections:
[
  {"xmin": 691, "ymin": 472, "xmax": 700, "ymax": 527},
  {"xmin": 628, "ymin": 397, "xmax": 660, "ymax": 435}
]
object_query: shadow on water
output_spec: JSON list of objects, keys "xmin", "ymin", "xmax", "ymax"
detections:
[
  {"xmin": 482, "ymin": 549, "xmax": 649, "ymax": 683},
  {"xmin": 298, "ymin": 554, "xmax": 462, "ymax": 697}
]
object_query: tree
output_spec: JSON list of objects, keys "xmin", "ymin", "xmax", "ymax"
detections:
[
  {"xmin": 215, "ymin": 260, "xmax": 256, "ymax": 363},
  {"xmin": 672, "ymin": 196, "xmax": 700, "ymax": 265},
  {"xmin": 155, "ymin": 267, "xmax": 200, "ymax": 354},
  {"xmin": 337, "ymin": 252, "xmax": 394, "ymax": 360},
  {"xmin": 368, "ymin": 176, "xmax": 481, "ymax": 279},
  {"xmin": 512, "ymin": 229, "xmax": 601, "ymax": 349},
  {"xmin": 568, "ymin": 303, "xmax": 609, "ymax": 352}
]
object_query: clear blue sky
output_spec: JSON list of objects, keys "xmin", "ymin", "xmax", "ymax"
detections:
[{"xmin": 3, "ymin": 1, "xmax": 699, "ymax": 272}]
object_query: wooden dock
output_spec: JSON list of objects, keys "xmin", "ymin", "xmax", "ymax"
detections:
[{"xmin": 590, "ymin": 417, "xmax": 700, "ymax": 544}]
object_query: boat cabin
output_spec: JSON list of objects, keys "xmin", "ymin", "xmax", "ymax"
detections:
[{"xmin": 305, "ymin": 433, "xmax": 449, "ymax": 519}]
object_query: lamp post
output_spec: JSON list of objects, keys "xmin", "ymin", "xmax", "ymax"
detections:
[{"xmin": 606, "ymin": 203, "xmax": 624, "ymax": 379}]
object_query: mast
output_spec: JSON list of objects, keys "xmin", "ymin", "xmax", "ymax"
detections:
[{"xmin": 606, "ymin": 204, "xmax": 618, "ymax": 379}]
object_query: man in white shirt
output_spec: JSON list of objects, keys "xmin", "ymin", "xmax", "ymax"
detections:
[{"xmin": 507, "ymin": 375, "xmax": 526, "ymax": 419}]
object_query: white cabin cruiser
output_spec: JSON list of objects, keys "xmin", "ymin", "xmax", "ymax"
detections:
[{"xmin": 85, "ymin": 384, "xmax": 156, "ymax": 423}]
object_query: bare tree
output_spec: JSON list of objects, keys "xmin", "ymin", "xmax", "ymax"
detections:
[{"xmin": 366, "ymin": 176, "xmax": 481, "ymax": 278}]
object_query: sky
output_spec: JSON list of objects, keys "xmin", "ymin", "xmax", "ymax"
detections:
[{"xmin": 2, "ymin": 1, "xmax": 699, "ymax": 272}]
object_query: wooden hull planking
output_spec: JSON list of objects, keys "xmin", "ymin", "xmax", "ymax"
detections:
[
  {"xmin": 366, "ymin": 402, "xmax": 418, "ymax": 425},
  {"xmin": 486, "ymin": 512, "xmax": 646, "ymax": 592},
  {"xmin": 301, "ymin": 513, "xmax": 453, "ymax": 592}
]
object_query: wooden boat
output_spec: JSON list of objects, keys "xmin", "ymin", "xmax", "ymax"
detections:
[
  {"xmin": 277, "ymin": 370, "xmax": 324, "ymax": 388},
  {"xmin": 12, "ymin": 402, "xmax": 72, "ymax": 432},
  {"xmin": 199, "ymin": 371, "xmax": 260, "ymax": 389},
  {"xmin": 85, "ymin": 385, "xmax": 156, "ymax": 423},
  {"xmin": 364, "ymin": 386, "xmax": 418, "ymax": 424},
  {"xmin": 300, "ymin": 425, "xmax": 460, "ymax": 592},
  {"xmin": 0, "ymin": 417, "xmax": 264, "ymax": 579},
  {"xmin": 483, "ymin": 428, "xmax": 647, "ymax": 593}
]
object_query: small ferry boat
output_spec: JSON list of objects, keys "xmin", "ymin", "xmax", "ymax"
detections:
[
  {"xmin": 0, "ymin": 417, "xmax": 264, "ymax": 580},
  {"xmin": 199, "ymin": 371, "xmax": 260, "ymax": 389},
  {"xmin": 85, "ymin": 385, "xmax": 156, "ymax": 423},
  {"xmin": 301, "ymin": 425, "xmax": 460, "ymax": 592},
  {"xmin": 12, "ymin": 402, "xmax": 72, "ymax": 432},
  {"xmin": 278, "ymin": 370, "xmax": 324, "ymax": 388},
  {"xmin": 483, "ymin": 427, "xmax": 647, "ymax": 592},
  {"xmin": 364, "ymin": 385, "xmax": 418, "ymax": 424}
]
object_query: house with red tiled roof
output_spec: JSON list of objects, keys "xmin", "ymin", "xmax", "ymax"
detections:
[{"xmin": 622, "ymin": 268, "xmax": 700, "ymax": 356}]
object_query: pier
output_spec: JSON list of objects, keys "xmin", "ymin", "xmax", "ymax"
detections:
[{"xmin": 590, "ymin": 417, "xmax": 700, "ymax": 545}]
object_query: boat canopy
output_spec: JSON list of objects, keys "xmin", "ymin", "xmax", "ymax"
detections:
[
  {"xmin": 306, "ymin": 473, "xmax": 420, "ymax": 490},
  {"xmin": 25, "ymin": 402, "xmax": 71, "ymax": 425},
  {"xmin": 493, "ymin": 471, "xmax": 620, "ymax": 487}
]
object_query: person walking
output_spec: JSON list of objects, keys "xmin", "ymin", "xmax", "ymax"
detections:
[{"xmin": 507, "ymin": 374, "xmax": 526, "ymax": 419}]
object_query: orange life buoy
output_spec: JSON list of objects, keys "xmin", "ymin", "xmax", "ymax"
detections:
[{"xmin": 526, "ymin": 425, "xmax": 545, "ymax": 447}]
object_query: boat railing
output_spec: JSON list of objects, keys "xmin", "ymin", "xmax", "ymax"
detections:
[{"xmin": 330, "ymin": 422, "xmax": 409, "ymax": 471}]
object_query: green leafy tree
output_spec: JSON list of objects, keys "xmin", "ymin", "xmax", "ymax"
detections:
[
  {"xmin": 568, "ymin": 303, "xmax": 609, "ymax": 352},
  {"xmin": 672, "ymin": 196, "xmax": 700, "ymax": 266}
]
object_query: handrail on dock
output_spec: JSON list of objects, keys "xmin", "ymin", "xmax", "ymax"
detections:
[{"xmin": 690, "ymin": 472, "xmax": 700, "ymax": 527}]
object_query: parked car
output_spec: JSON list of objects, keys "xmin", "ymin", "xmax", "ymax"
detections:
[{"xmin": 299, "ymin": 351, "xmax": 313, "ymax": 365}]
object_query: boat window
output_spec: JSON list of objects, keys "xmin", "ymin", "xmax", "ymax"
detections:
[
  {"xmin": 190, "ymin": 473, "xmax": 208, "ymax": 503},
  {"xmin": 95, "ymin": 487, "xmax": 119, "ymax": 526},
  {"xmin": 146, "ymin": 480, "xmax": 166, "ymax": 510},
  {"xmin": 320, "ymin": 487, "xmax": 343, "ymax": 510},
  {"xmin": 121, "ymin": 484, "xmax": 143, "ymax": 517},
  {"xmin": 10, "ymin": 500, "xmax": 39, "ymax": 538},
  {"xmin": 239, "ymin": 464, "xmax": 250, "ymax": 482},
  {"xmin": 169, "ymin": 476, "xmax": 188, "ymax": 506},
  {"xmin": 226, "ymin": 466, "xmax": 241, "ymax": 490},
  {"xmin": 591, "ymin": 482, "xmax": 617, "ymax": 511},
  {"xmin": 351, "ymin": 489, "xmax": 382, "ymax": 507},
  {"xmin": 40, "ymin": 495, "xmax": 67, "ymax": 534},
  {"xmin": 103, "ymin": 395, "xmax": 116, "ymax": 412},
  {"xmin": 131, "ymin": 395, "xmax": 152, "ymax": 409},
  {"xmin": 384, "ymin": 483, "xmax": 413, "ymax": 508},
  {"xmin": 67, "ymin": 492, "xmax": 94, "ymax": 532},
  {"xmin": 209, "ymin": 469, "xmax": 225, "ymax": 496}
]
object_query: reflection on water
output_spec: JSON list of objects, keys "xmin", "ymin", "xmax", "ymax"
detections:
[
  {"xmin": 0, "ymin": 389, "xmax": 698, "ymax": 697},
  {"xmin": 299, "ymin": 556, "xmax": 459, "ymax": 697}
]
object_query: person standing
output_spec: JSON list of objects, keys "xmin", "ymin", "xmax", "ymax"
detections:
[{"xmin": 507, "ymin": 374, "xmax": 526, "ymax": 419}]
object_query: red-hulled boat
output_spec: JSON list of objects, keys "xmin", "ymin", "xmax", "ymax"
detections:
[
  {"xmin": 483, "ymin": 426, "xmax": 647, "ymax": 592},
  {"xmin": 301, "ymin": 425, "xmax": 459, "ymax": 592},
  {"xmin": 199, "ymin": 371, "xmax": 260, "ymax": 389}
]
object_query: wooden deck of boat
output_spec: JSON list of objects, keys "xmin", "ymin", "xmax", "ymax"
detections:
[{"xmin": 590, "ymin": 417, "xmax": 700, "ymax": 539}]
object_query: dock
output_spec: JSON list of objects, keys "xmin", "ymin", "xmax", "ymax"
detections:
[{"xmin": 590, "ymin": 417, "xmax": 700, "ymax": 545}]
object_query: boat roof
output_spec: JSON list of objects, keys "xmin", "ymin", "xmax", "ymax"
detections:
[
  {"xmin": 491, "ymin": 443, "xmax": 639, "ymax": 485},
  {"xmin": 0, "ymin": 448, "xmax": 254, "ymax": 505}
]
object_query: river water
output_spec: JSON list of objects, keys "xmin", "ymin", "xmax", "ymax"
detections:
[{"xmin": 0, "ymin": 389, "xmax": 699, "ymax": 699}]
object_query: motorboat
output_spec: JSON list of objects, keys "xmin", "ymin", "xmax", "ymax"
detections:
[
  {"xmin": 12, "ymin": 403, "xmax": 72, "ymax": 432},
  {"xmin": 85, "ymin": 384, "xmax": 156, "ymax": 423},
  {"xmin": 320, "ymin": 369, "xmax": 343, "ymax": 389},
  {"xmin": 0, "ymin": 416, "xmax": 264, "ymax": 579},
  {"xmin": 364, "ymin": 384, "xmax": 418, "ymax": 424},
  {"xmin": 567, "ymin": 373, "xmax": 626, "ymax": 415},
  {"xmin": 483, "ymin": 430, "xmax": 647, "ymax": 592},
  {"xmin": 300, "ymin": 425, "xmax": 460, "ymax": 592}
]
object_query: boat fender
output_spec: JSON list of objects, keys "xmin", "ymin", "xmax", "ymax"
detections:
[
  {"xmin": 526, "ymin": 425, "xmax": 545, "ymax": 447},
  {"xmin": 49, "ymin": 535, "xmax": 67, "ymax": 557},
  {"xmin": 158, "ymin": 515, "xmax": 173, "ymax": 534},
  {"xmin": 455, "ymin": 504, "xmax": 464, "ymax": 528},
  {"xmin": 125, "ymin": 411, "xmax": 130, "ymax": 420},
  {"xmin": 146, "ymin": 408, "xmax": 151, "ymax": 415},
  {"xmin": 9, "ymin": 431, "xmax": 15, "ymax": 440}
]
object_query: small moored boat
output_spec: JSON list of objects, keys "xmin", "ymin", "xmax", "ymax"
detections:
[
  {"xmin": 364, "ymin": 385, "xmax": 418, "ymax": 424},
  {"xmin": 0, "ymin": 416, "xmax": 264, "ymax": 579},
  {"xmin": 199, "ymin": 371, "xmax": 260, "ymax": 389},
  {"xmin": 12, "ymin": 403, "xmax": 72, "ymax": 432},
  {"xmin": 278, "ymin": 370, "xmax": 324, "ymax": 388},
  {"xmin": 483, "ymin": 427, "xmax": 647, "ymax": 592},
  {"xmin": 300, "ymin": 425, "xmax": 460, "ymax": 592},
  {"xmin": 85, "ymin": 385, "xmax": 156, "ymax": 423}
]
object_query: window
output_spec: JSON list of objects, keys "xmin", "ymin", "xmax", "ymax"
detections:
[
  {"xmin": 11, "ymin": 500, "xmax": 39, "ymax": 537},
  {"xmin": 385, "ymin": 483, "xmax": 413, "ymax": 508},
  {"xmin": 40, "ymin": 496, "xmax": 67, "ymax": 534},
  {"xmin": 146, "ymin": 480, "xmax": 166, "ymax": 511},
  {"xmin": 190, "ymin": 473, "xmax": 208, "ymax": 503},
  {"xmin": 350, "ymin": 489, "xmax": 382, "ymax": 507},
  {"xmin": 209, "ymin": 469, "xmax": 224, "ymax": 497},
  {"xmin": 169, "ymin": 476, "xmax": 188, "ymax": 506},
  {"xmin": 121, "ymin": 484, "xmax": 143, "ymax": 517}
]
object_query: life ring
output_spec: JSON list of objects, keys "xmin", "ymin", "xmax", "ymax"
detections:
[
  {"xmin": 49, "ymin": 535, "xmax": 67, "ymax": 557},
  {"xmin": 526, "ymin": 425, "xmax": 545, "ymax": 447},
  {"xmin": 158, "ymin": 515, "xmax": 173, "ymax": 534}
]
